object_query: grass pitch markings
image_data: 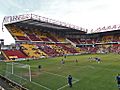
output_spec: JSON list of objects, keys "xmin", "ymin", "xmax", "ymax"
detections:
[
  {"xmin": 44, "ymin": 71, "xmax": 79, "ymax": 81},
  {"xmin": 4, "ymin": 70, "xmax": 51, "ymax": 90},
  {"xmin": 44, "ymin": 71, "xmax": 80, "ymax": 90},
  {"xmin": 57, "ymin": 79, "xmax": 79, "ymax": 90}
]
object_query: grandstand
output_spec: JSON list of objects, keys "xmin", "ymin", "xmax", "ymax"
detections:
[
  {"xmin": 1, "ymin": 14, "xmax": 87, "ymax": 61},
  {"xmin": 0, "ymin": 14, "xmax": 120, "ymax": 61}
]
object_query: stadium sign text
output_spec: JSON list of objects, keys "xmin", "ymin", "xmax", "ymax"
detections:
[
  {"xmin": 3, "ymin": 14, "xmax": 31, "ymax": 24},
  {"xmin": 3, "ymin": 14, "xmax": 88, "ymax": 32},
  {"xmin": 92, "ymin": 25, "xmax": 120, "ymax": 33}
]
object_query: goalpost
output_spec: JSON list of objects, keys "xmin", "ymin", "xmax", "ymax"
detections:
[{"xmin": 5, "ymin": 62, "xmax": 31, "ymax": 84}]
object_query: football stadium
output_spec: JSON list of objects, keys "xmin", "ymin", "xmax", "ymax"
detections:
[
  {"xmin": 0, "ymin": 0, "xmax": 120, "ymax": 90},
  {"xmin": 0, "ymin": 13, "xmax": 119, "ymax": 90}
]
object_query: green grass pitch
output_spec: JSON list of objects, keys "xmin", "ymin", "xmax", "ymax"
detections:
[{"xmin": 0, "ymin": 53, "xmax": 120, "ymax": 90}]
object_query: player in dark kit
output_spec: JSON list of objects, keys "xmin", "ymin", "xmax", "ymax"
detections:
[
  {"xmin": 38, "ymin": 65, "xmax": 41, "ymax": 71},
  {"xmin": 61, "ymin": 59, "xmax": 65, "ymax": 64},
  {"xmin": 116, "ymin": 74, "xmax": 120, "ymax": 90},
  {"xmin": 75, "ymin": 59, "xmax": 78, "ymax": 63},
  {"xmin": 68, "ymin": 75, "xmax": 72, "ymax": 87}
]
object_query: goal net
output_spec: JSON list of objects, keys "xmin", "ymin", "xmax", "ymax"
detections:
[{"xmin": 5, "ymin": 62, "xmax": 31, "ymax": 85}]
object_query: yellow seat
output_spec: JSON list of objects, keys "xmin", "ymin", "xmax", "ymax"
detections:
[{"xmin": 21, "ymin": 44, "xmax": 47, "ymax": 58}]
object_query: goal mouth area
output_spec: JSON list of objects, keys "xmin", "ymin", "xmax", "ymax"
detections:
[{"xmin": 5, "ymin": 62, "xmax": 31, "ymax": 83}]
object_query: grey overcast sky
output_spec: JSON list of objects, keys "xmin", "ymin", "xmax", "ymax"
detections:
[{"xmin": 0, "ymin": 0, "xmax": 120, "ymax": 44}]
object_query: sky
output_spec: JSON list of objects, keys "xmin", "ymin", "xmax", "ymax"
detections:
[{"xmin": 0, "ymin": 0, "xmax": 120, "ymax": 45}]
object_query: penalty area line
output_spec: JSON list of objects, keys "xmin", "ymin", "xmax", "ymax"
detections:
[
  {"xmin": 44, "ymin": 71, "xmax": 66, "ymax": 78},
  {"xmin": 57, "ymin": 79, "xmax": 79, "ymax": 90},
  {"xmin": 44, "ymin": 71, "xmax": 79, "ymax": 81},
  {"xmin": 4, "ymin": 70, "xmax": 51, "ymax": 90}
]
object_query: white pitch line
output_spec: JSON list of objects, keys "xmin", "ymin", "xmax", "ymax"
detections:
[
  {"xmin": 4, "ymin": 70, "xmax": 80, "ymax": 90},
  {"xmin": 44, "ymin": 71, "xmax": 66, "ymax": 78},
  {"xmin": 4, "ymin": 70, "xmax": 51, "ymax": 90},
  {"xmin": 11, "ymin": 72, "xmax": 51, "ymax": 90},
  {"xmin": 31, "ymin": 81, "xmax": 51, "ymax": 90},
  {"xmin": 12, "ymin": 74, "xmax": 51, "ymax": 90},
  {"xmin": 11, "ymin": 75, "xmax": 51, "ymax": 90},
  {"xmin": 57, "ymin": 79, "xmax": 79, "ymax": 90},
  {"xmin": 44, "ymin": 71, "xmax": 79, "ymax": 81},
  {"xmin": 81, "ymin": 65, "xmax": 95, "ymax": 69}
]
